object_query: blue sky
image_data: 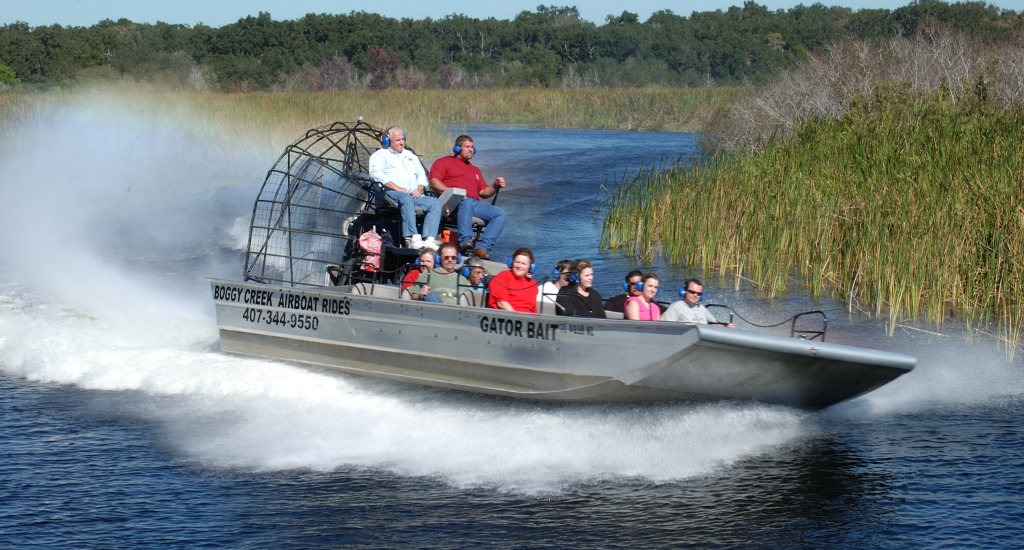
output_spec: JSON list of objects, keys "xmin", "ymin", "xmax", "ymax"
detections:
[{"xmin": 8, "ymin": 0, "xmax": 1024, "ymax": 28}]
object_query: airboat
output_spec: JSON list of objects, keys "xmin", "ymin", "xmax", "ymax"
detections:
[{"xmin": 209, "ymin": 121, "xmax": 914, "ymax": 409}]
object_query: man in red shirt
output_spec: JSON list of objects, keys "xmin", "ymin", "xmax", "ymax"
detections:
[{"xmin": 429, "ymin": 135, "xmax": 507, "ymax": 260}]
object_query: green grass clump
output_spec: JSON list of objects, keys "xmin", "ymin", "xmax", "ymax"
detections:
[{"xmin": 603, "ymin": 84, "xmax": 1024, "ymax": 350}]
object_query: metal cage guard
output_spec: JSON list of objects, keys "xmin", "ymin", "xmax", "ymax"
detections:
[
  {"xmin": 790, "ymin": 310, "xmax": 827, "ymax": 341},
  {"xmin": 244, "ymin": 121, "xmax": 422, "ymax": 288}
]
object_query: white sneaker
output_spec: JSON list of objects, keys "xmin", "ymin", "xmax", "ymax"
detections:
[
  {"xmin": 405, "ymin": 235, "xmax": 424, "ymax": 249},
  {"xmin": 422, "ymin": 237, "xmax": 439, "ymax": 251}
]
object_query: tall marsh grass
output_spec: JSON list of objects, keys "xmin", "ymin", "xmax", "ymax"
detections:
[
  {"xmin": 0, "ymin": 87, "xmax": 740, "ymax": 160},
  {"xmin": 0, "ymin": 88, "xmax": 452, "ymax": 161},
  {"xmin": 604, "ymin": 85, "xmax": 1024, "ymax": 352}
]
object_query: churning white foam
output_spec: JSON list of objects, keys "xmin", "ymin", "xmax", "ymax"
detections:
[
  {"xmin": 168, "ymin": 390, "xmax": 811, "ymax": 492},
  {"xmin": 0, "ymin": 284, "xmax": 811, "ymax": 493}
]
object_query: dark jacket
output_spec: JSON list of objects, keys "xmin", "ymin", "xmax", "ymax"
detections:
[{"xmin": 557, "ymin": 286, "xmax": 607, "ymax": 318}]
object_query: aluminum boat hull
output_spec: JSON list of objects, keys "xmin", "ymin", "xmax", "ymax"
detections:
[{"xmin": 210, "ymin": 279, "xmax": 915, "ymax": 409}]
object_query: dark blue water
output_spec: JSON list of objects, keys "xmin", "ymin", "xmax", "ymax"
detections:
[
  {"xmin": 1, "ymin": 111, "xmax": 1022, "ymax": 548},
  {"xmin": 465, "ymin": 126, "xmax": 695, "ymax": 277}
]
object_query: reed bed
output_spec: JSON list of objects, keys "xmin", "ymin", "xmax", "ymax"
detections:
[
  {"xmin": 425, "ymin": 87, "xmax": 744, "ymax": 132},
  {"xmin": 142, "ymin": 87, "xmax": 741, "ymax": 154},
  {"xmin": 603, "ymin": 86, "xmax": 1024, "ymax": 353},
  {"xmin": 0, "ymin": 91, "xmax": 33, "ymax": 151},
  {"xmin": 0, "ymin": 88, "xmax": 452, "ymax": 160},
  {"xmin": 0, "ymin": 87, "xmax": 740, "ymax": 160}
]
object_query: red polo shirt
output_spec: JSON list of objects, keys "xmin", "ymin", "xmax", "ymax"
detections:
[{"xmin": 429, "ymin": 155, "xmax": 488, "ymax": 200}]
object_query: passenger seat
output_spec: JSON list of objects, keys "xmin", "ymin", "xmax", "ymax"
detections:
[{"xmin": 458, "ymin": 290, "xmax": 486, "ymax": 307}]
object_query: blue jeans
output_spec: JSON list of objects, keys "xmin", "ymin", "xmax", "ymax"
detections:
[
  {"xmin": 385, "ymin": 189, "xmax": 442, "ymax": 238},
  {"xmin": 422, "ymin": 292, "xmax": 444, "ymax": 303},
  {"xmin": 458, "ymin": 198, "xmax": 506, "ymax": 252}
]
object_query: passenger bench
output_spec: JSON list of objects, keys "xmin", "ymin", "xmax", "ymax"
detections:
[{"xmin": 350, "ymin": 282, "xmax": 401, "ymax": 300}]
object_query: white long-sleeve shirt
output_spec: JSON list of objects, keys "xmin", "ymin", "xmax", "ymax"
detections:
[{"xmin": 368, "ymin": 147, "xmax": 429, "ymax": 192}]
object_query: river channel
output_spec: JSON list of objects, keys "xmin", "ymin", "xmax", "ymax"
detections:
[{"xmin": 0, "ymin": 111, "xmax": 1021, "ymax": 548}]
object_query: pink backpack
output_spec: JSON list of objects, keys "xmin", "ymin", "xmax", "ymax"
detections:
[{"xmin": 358, "ymin": 230, "xmax": 382, "ymax": 271}]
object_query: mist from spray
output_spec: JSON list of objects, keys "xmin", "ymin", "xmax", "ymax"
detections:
[
  {"xmin": 0, "ymin": 96, "xmax": 257, "ymax": 319},
  {"xmin": 828, "ymin": 333, "xmax": 1024, "ymax": 419},
  {"xmin": 0, "ymin": 94, "xmax": 1020, "ymax": 493}
]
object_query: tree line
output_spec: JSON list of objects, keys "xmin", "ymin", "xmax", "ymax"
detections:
[{"xmin": 0, "ymin": 1, "xmax": 1019, "ymax": 91}]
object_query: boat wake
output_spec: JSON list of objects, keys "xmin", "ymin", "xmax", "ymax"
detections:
[{"xmin": 0, "ymin": 281, "xmax": 813, "ymax": 493}]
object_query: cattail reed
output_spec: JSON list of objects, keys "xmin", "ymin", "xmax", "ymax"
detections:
[{"xmin": 603, "ymin": 84, "xmax": 1024, "ymax": 354}]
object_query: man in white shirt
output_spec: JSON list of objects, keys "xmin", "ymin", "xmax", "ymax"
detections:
[
  {"xmin": 662, "ymin": 278, "xmax": 736, "ymax": 327},
  {"xmin": 368, "ymin": 126, "xmax": 441, "ymax": 250},
  {"xmin": 537, "ymin": 259, "xmax": 573, "ymax": 308}
]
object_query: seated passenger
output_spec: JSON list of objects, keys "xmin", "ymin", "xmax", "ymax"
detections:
[
  {"xmin": 662, "ymin": 278, "xmax": 736, "ymax": 327},
  {"xmin": 604, "ymin": 270, "xmax": 644, "ymax": 313},
  {"xmin": 462, "ymin": 256, "xmax": 488, "ymax": 290},
  {"xmin": 407, "ymin": 242, "xmax": 471, "ymax": 305},
  {"xmin": 556, "ymin": 260, "xmax": 606, "ymax": 318},
  {"xmin": 537, "ymin": 259, "xmax": 573, "ymax": 309},
  {"xmin": 429, "ymin": 134, "xmax": 507, "ymax": 260},
  {"xmin": 368, "ymin": 126, "xmax": 441, "ymax": 250},
  {"xmin": 625, "ymin": 273, "xmax": 661, "ymax": 321},
  {"xmin": 488, "ymin": 247, "xmax": 539, "ymax": 313},
  {"xmin": 402, "ymin": 250, "xmax": 435, "ymax": 292}
]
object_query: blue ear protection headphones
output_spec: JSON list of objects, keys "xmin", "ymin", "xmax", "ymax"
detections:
[
  {"xmin": 436, "ymin": 252, "xmax": 463, "ymax": 265},
  {"xmin": 382, "ymin": 127, "xmax": 406, "ymax": 147},
  {"xmin": 508, "ymin": 257, "xmax": 537, "ymax": 274},
  {"xmin": 632, "ymin": 279, "xmax": 660, "ymax": 296},
  {"xmin": 553, "ymin": 267, "xmax": 579, "ymax": 284},
  {"xmin": 624, "ymin": 280, "xmax": 645, "ymax": 293},
  {"xmin": 680, "ymin": 279, "xmax": 704, "ymax": 302},
  {"xmin": 453, "ymin": 144, "xmax": 477, "ymax": 155}
]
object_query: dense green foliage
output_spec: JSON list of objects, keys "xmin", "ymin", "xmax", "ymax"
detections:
[
  {"xmin": 1, "ymin": 1, "xmax": 1018, "ymax": 90},
  {"xmin": 0, "ymin": 62, "xmax": 18, "ymax": 86},
  {"xmin": 603, "ymin": 84, "xmax": 1024, "ymax": 347}
]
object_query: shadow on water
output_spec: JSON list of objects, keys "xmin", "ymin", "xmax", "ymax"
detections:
[{"xmin": 175, "ymin": 432, "xmax": 896, "ymax": 548}]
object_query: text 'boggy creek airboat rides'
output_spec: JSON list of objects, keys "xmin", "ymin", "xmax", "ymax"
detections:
[{"xmin": 209, "ymin": 121, "xmax": 914, "ymax": 410}]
